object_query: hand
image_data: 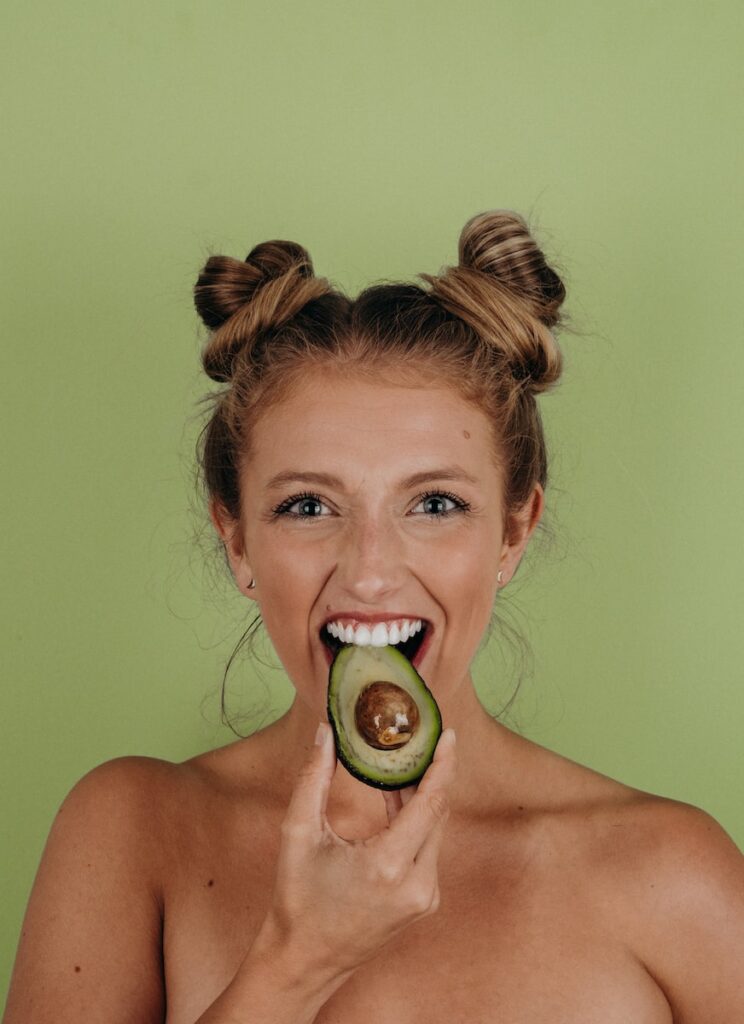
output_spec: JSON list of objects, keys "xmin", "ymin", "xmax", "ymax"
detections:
[{"xmin": 262, "ymin": 722, "xmax": 457, "ymax": 977}]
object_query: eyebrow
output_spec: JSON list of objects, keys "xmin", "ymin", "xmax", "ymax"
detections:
[{"xmin": 265, "ymin": 466, "xmax": 479, "ymax": 492}]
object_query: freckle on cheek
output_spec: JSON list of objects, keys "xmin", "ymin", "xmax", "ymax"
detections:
[
  {"xmin": 74, "ymin": 965, "xmax": 81, "ymax": 973},
  {"xmin": 463, "ymin": 430, "xmax": 471, "ymax": 439}
]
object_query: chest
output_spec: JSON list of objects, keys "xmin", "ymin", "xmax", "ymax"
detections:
[{"xmin": 161, "ymin": 811, "xmax": 672, "ymax": 1024}]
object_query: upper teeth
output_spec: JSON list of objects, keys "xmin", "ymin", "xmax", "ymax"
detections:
[{"xmin": 325, "ymin": 618, "xmax": 424, "ymax": 648}]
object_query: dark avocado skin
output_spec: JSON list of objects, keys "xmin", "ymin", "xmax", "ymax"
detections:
[{"xmin": 326, "ymin": 645, "xmax": 443, "ymax": 791}]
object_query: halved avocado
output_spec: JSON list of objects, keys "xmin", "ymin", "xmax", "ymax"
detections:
[{"xmin": 327, "ymin": 644, "xmax": 442, "ymax": 790}]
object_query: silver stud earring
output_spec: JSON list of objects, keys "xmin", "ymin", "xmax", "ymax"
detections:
[
  {"xmin": 246, "ymin": 578, "xmax": 256, "ymax": 590},
  {"xmin": 497, "ymin": 570, "xmax": 504, "ymax": 584}
]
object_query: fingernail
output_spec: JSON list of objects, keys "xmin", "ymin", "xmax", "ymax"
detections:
[
  {"xmin": 443, "ymin": 728, "xmax": 456, "ymax": 747},
  {"xmin": 315, "ymin": 722, "xmax": 327, "ymax": 747}
]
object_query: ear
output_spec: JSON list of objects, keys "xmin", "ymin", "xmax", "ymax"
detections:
[
  {"xmin": 498, "ymin": 483, "xmax": 544, "ymax": 587},
  {"xmin": 209, "ymin": 498, "xmax": 256, "ymax": 596}
]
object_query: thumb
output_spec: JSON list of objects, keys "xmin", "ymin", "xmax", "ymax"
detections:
[{"xmin": 283, "ymin": 721, "xmax": 336, "ymax": 836}]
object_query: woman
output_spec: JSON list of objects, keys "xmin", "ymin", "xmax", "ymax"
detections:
[{"xmin": 4, "ymin": 211, "xmax": 744, "ymax": 1023}]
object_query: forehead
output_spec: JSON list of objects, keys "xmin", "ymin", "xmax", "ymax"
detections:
[{"xmin": 245, "ymin": 371, "xmax": 497, "ymax": 485}]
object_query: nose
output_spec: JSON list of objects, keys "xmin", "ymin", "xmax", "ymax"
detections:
[{"xmin": 335, "ymin": 514, "xmax": 406, "ymax": 605}]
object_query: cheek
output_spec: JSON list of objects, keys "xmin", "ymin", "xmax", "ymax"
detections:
[
  {"xmin": 252, "ymin": 543, "xmax": 325, "ymax": 673},
  {"xmin": 437, "ymin": 536, "xmax": 501, "ymax": 635},
  {"xmin": 454, "ymin": 568, "xmax": 497, "ymax": 629},
  {"xmin": 256, "ymin": 530, "xmax": 325, "ymax": 594},
  {"xmin": 438, "ymin": 531, "xmax": 500, "ymax": 585}
]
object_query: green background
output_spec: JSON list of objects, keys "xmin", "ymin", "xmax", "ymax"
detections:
[{"xmin": 2, "ymin": 0, "xmax": 742, "ymax": 1000}]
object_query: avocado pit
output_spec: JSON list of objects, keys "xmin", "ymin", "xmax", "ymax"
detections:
[{"xmin": 355, "ymin": 680, "xmax": 420, "ymax": 749}]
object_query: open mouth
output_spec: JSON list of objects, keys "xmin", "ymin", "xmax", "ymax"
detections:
[{"xmin": 320, "ymin": 621, "xmax": 431, "ymax": 668}]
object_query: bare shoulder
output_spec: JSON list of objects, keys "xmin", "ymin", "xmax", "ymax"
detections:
[
  {"xmin": 534, "ymin": 746, "xmax": 744, "ymax": 921},
  {"xmin": 44, "ymin": 753, "xmax": 193, "ymax": 873},
  {"xmin": 27, "ymin": 752, "xmax": 184, "ymax": 888},
  {"xmin": 565, "ymin": 771, "xmax": 744, "ymax": 1022},
  {"xmin": 60, "ymin": 751, "xmax": 184, "ymax": 817},
  {"xmin": 3, "ymin": 755, "xmax": 186, "ymax": 1024},
  {"xmin": 580, "ymin": 780, "xmax": 744, "ymax": 901},
  {"xmin": 581, "ymin": 780, "xmax": 744, "ymax": 910},
  {"xmin": 627, "ymin": 797, "xmax": 744, "ymax": 1020},
  {"xmin": 52, "ymin": 741, "xmax": 276, "ymax": 869}
]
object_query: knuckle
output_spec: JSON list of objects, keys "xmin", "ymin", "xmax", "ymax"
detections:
[
  {"xmin": 406, "ymin": 883, "xmax": 437, "ymax": 915},
  {"xmin": 375, "ymin": 859, "xmax": 405, "ymax": 886},
  {"xmin": 295, "ymin": 762, "xmax": 319, "ymax": 785},
  {"xmin": 426, "ymin": 790, "xmax": 449, "ymax": 823},
  {"xmin": 428, "ymin": 888, "xmax": 441, "ymax": 915},
  {"xmin": 279, "ymin": 818, "xmax": 310, "ymax": 842}
]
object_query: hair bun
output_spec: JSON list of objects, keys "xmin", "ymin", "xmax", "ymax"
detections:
[
  {"xmin": 195, "ymin": 240, "xmax": 331, "ymax": 382},
  {"xmin": 421, "ymin": 209, "xmax": 566, "ymax": 396},
  {"xmin": 194, "ymin": 240, "xmax": 314, "ymax": 330},
  {"xmin": 458, "ymin": 210, "xmax": 565, "ymax": 330}
]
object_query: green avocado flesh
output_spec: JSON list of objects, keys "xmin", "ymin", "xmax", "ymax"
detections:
[{"xmin": 327, "ymin": 644, "xmax": 443, "ymax": 790}]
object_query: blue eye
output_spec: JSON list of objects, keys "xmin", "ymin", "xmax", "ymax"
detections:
[
  {"xmin": 270, "ymin": 489, "xmax": 471, "ymax": 521},
  {"xmin": 271, "ymin": 492, "xmax": 331, "ymax": 519},
  {"xmin": 413, "ymin": 490, "xmax": 470, "ymax": 519}
]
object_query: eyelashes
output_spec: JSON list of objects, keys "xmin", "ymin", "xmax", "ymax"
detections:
[
  {"xmin": 270, "ymin": 489, "xmax": 473, "ymax": 522},
  {"xmin": 269, "ymin": 491, "xmax": 321, "ymax": 518},
  {"xmin": 415, "ymin": 490, "xmax": 472, "ymax": 518}
]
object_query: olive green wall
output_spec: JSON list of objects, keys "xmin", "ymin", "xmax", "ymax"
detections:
[{"xmin": 2, "ymin": 0, "xmax": 742, "ymax": 999}]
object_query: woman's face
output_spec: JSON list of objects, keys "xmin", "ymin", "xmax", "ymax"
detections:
[{"xmin": 215, "ymin": 368, "xmax": 542, "ymax": 716}]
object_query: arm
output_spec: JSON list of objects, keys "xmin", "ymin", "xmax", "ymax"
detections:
[
  {"xmin": 630, "ymin": 801, "xmax": 744, "ymax": 1022},
  {"xmin": 3, "ymin": 757, "xmax": 167, "ymax": 1024}
]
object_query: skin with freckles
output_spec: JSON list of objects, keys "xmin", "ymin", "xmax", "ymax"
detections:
[{"xmin": 6, "ymin": 368, "xmax": 744, "ymax": 1024}]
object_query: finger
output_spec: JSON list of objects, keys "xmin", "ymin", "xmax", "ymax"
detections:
[
  {"xmin": 382, "ymin": 729, "xmax": 457, "ymax": 861},
  {"xmin": 282, "ymin": 721, "xmax": 337, "ymax": 836},
  {"xmin": 408, "ymin": 814, "xmax": 448, "ymax": 916},
  {"xmin": 413, "ymin": 807, "xmax": 450, "ymax": 877},
  {"xmin": 383, "ymin": 789, "xmax": 403, "ymax": 825},
  {"xmin": 400, "ymin": 785, "xmax": 417, "ymax": 808}
]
